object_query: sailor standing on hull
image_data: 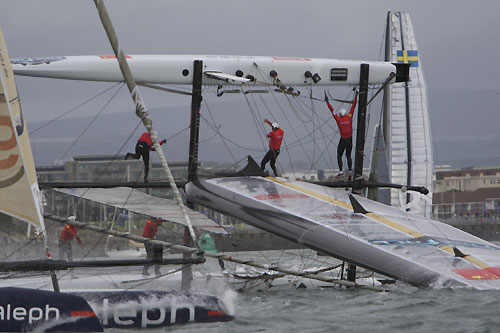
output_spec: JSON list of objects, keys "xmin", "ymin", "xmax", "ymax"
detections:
[
  {"xmin": 325, "ymin": 88, "xmax": 358, "ymax": 179},
  {"xmin": 59, "ymin": 217, "xmax": 82, "ymax": 262},
  {"xmin": 125, "ymin": 131, "xmax": 167, "ymax": 182},
  {"xmin": 142, "ymin": 218, "xmax": 164, "ymax": 276},
  {"xmin": 261, "ymin": 119, "xmax": 284, "ymax": 177}
]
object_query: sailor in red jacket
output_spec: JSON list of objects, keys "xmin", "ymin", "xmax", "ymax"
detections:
[
  {"xmin": 325, "ymin": 88, "xmax": 358, "ymax": 178},
  {"xmin": 260, "ymin": 119, "xmax": 284, "ymax": 177},
  {"xmin": 59, "ymin": 217, "xmax": 82, "ymax": 262},
  {"xmin": 142, "ymin": 217, "xmax": 164, "ymax": 276},
  {"xmin": 125, "ymin": 131, "xmax": 167, "ymax": 182}
]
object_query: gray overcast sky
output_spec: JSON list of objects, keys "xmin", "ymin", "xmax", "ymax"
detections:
[{"xmin": 1, "ymin": 0, "xmax": 499, "ymax": 167}]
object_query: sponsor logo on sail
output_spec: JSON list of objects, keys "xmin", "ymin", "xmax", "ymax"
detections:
[{"xmin": 0, "ymin": 115, "xmax": 24, "ymax": 187}]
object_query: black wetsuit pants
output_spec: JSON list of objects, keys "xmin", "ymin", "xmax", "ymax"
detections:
[
  {"xmin": 143, "ymin": 242, "xmax": 163, "ymax": 275},
  {"xmin": 128, "ymin": 141, "xmax": 150, "ymax": 181},
  {"xmin": 337, "ymin": 136, "xmax": 353, "ymax": 172},
  {"xmin": 59, "ymin": 240, "xmax": 73, "ymax": 261},
  {"xmin": 261, "ymin": 149, "xmax": 280, "ymax": 176}
]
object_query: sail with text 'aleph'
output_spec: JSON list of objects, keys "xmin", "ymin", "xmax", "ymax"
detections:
[{"xmin": 0, "ymin": 27, "xmax": 44, "ymax": 230}]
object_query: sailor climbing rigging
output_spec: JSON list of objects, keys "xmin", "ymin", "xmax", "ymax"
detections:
[
  {"xmin": 125, "ymin": 131, "xmax": 167, "ymax": 182},
  {"xmin": 325, "ymin": 88, "xmax": 358, "ymax": 179},
  {"xmin": 260, "ymin": 119, "xmax": 284, "ymax": 177}
]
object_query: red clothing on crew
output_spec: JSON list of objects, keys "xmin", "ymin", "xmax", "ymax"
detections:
[
  {"xmin": 59, "ymin": 224, "xmax": 82, "ymax": 245},
  {"xmin": 327, "ymin": 94, "xmax": 358, "ymax": 138},
  {"xmin": 138, "ymin": 132, "xmax": 166, "ymax": 151},
  {"xmin": 143, "ymin": 219, "xmax": 159, "ymax": 239},
  {"xmin": 266, "ymin": 128, "xmax": 284, "ymax": 150}
]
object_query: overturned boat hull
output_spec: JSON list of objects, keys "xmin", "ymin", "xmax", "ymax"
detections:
[{"xmin": 185, "ymin": 176, "xmax": 500, "ymax": 289}]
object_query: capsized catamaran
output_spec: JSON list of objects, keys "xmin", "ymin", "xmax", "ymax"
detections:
[
  {"xmin": 184, "ymin": 172, "xmax": 500, "ymax": 289},
  {"xmin": 10, "ymin": 4, "xmax": 500, "ymax": 293}
]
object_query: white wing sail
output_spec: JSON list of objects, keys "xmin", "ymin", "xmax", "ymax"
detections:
[
  {"xmin": 0, "ymin": 27, "xmax": 44, "ymax": 230},
  {"xmin": 384, "ymin": 12, "xmax": 434, "ymax": 216}
]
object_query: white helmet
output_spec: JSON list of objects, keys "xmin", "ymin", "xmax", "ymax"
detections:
[
  {"xmin": 272, "ymin": 122, "xmax": 279, "ymax": 128},
  {"xmin": 338, "ymin": 109, "xmax": 347, "ymax": 116}
]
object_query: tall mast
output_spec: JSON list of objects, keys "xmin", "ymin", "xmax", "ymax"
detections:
[{"xmin": 93, "ymin": 0, "xmax": 201, "ymax": 289}]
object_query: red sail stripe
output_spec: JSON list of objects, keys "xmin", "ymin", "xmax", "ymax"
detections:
[
  {"xmin": 453, "ymin": 267, "xmax": 500, "ymax": 280},
  {"xmin": 0, "ymin": 154, "xmax": 18, "ymax": 170},
  {"xmin": 0, "ymin": 116, "xmax": 16, "ymax": 151},
  {"xmin": 70, "ymin": 311, "xmax": 97, "ymax": 317},
  {"xmin": 207, "ymin": 310, "xmax": 227, "ymax": 316}
]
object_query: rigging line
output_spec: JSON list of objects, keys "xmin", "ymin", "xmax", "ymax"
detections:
[
  {"xmin": 285, "ymin": 92, "xmax": 313, "ymax": 124},
  {"xmin": 287, "ymin": 92, "xmax": 317, "ymax": 174},
  {"xmin": 41, "ymin": 92, "xmax": 141, "ymax": 225},
  {"xmin": 202, "ymin": 100, "xmax": 238, "ymax": 163},
  {"xmin": 47, "ymin": 83, "xmax": 125, "ymax": 178},
  {"xmin": 242, "ymin": 87, "xmax": 268, "ymax": 151},
  {"xmin": 268, "ymin": 88, "xmax": 314, "ymax": 168},
  {"xmin": 295, "ymin": 92, "xmax": 345, "ymax": 169},
  {"xmin": 250, "ymin": 61, "xmax": 313, "ymax": 172},
  {"xmin": 61, "ymin": 119, "xmax": 144, "ymax": 220},
  {"xmin": 31, "ymin": 82, "xmax": 123, "ymax": 135},
  {"xmin": 198, "ymin": 124, "xmax": 221, "ymax": 144},
  {"xmin": 197, "ymin": 116, "xmax": 263, "ymax": 152},
  {"xmin": 310, "ymin": 101, "xmax": 340, "ymax": 170},
  {"xmin": 286, "ymin": 89, "xmax": 318, "ymax": 175},
  {"xmin": 248, "ymin": 86, "xmax": 275, "ymax": 145},
  {"xmin": 138, "ymin": 82, "xmax": 192, "ymax": 96},
  {"xmin": 257, "ymin": 93, "xmax": 295, "ymax": 175},
  {"xmin": 307, "ymin": 89, "xmax": 318, "ymax": 173},
  {"xmin": 166, "ymin": 126, "xmax": 189, "ymax": 141}
]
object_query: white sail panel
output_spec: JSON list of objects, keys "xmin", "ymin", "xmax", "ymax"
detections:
[
  {"xmin": 55, "ymin": 187, "xmax": 229, "ymax": 235},
  {"xmin": 385, "ymin": 12, "xmax": 433, "ymax": 217},
  {"xmin": 0, "ymin": 28, "xmax": 44, "ymax": 229}
]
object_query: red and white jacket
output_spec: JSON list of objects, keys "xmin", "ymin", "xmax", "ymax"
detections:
[
  {"xmin": 138, "ymin": 132, "xmax": 166, "ymax": 151},
  {"xmin": 326, "ymin": 94, "xmax": 358, "ymax": 138},
  {"xmin": 264, "ymin": 120, "xmax": 284, "ymax": 150}
]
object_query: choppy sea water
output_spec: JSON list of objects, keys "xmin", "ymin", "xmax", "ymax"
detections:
[
  {"xmin": 165, "ymin": 287, "xmax": 500, "ymax": 333},
  {"xmin": 110, "ymin": 248, "xmax": 500, "ymax": 333},
  {"xmin": 4, "ymin": 243, "xmax": 500, "ymax": 333}
]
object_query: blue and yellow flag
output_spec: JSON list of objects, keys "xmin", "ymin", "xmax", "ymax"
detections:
[{"xmin": 397, "ymin": 50, "xmax": 419, "ymax": 67}]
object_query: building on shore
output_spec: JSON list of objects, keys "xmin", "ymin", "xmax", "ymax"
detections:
[{"xmin": 433, "ymin": 166, "xmax": 500, "ymax": 221}]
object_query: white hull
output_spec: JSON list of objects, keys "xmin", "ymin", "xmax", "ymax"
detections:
[{"xmin": 13, "ymin": 54, "xmax": 398, "ymax": 86}]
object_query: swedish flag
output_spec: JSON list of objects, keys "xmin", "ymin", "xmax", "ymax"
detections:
[{"xmin": 397, "ymin": 50, "xmax": 419, "ymax": 67}]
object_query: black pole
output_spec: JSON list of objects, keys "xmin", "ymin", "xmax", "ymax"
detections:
[
  {"xmin": 347, "ymin": 63, "xmax": 370, "ymax": 283},
  {"xmin": 188, "ymin": 60, "xmax": 203, "ymax": 182},
  {"xmin": 183, "ymin": 60, "xmax": 202, "ymax": 290},
  {"xmin": 353, "ymin": 63, "xmax": 370, "ymax": 195}
]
